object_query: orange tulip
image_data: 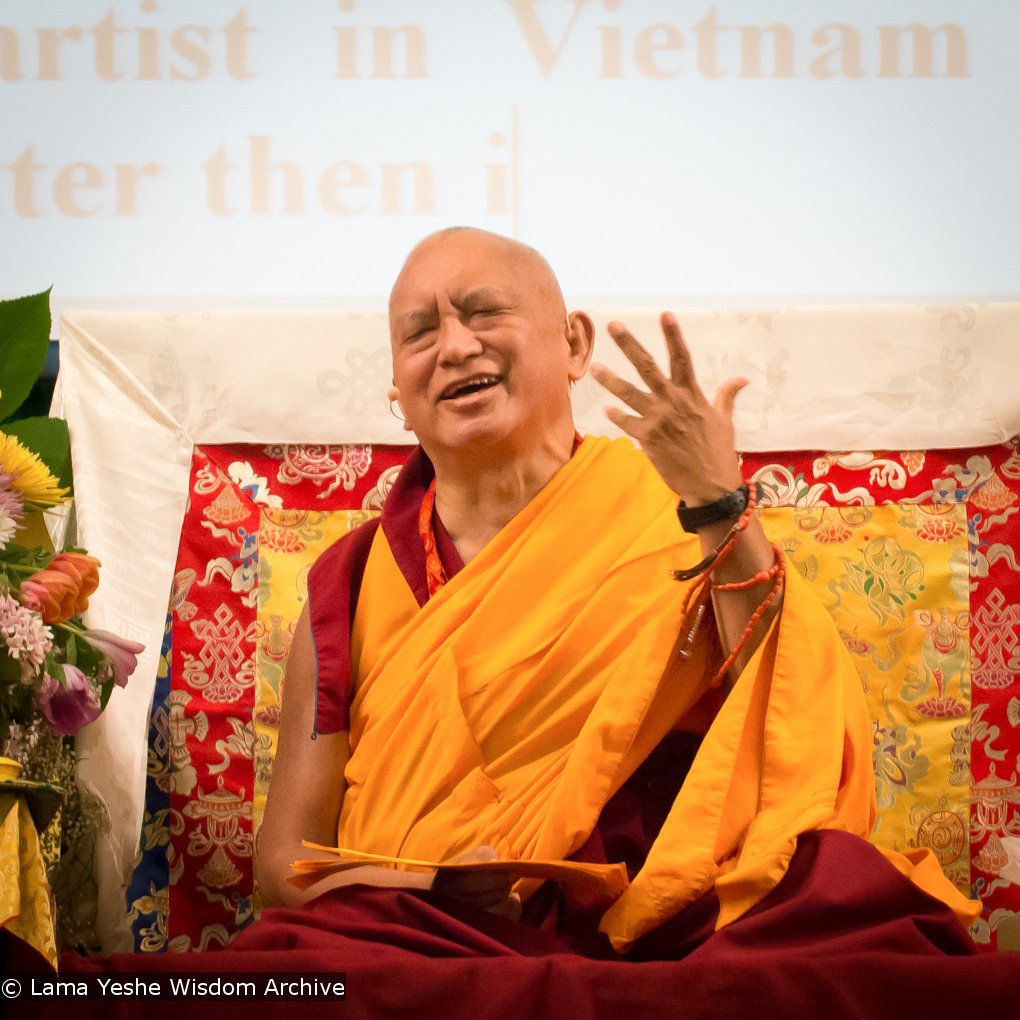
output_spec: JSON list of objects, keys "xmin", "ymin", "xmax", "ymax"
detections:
[
  {"xmin": 21, "ymin": 551, "xmax": 102, "ymax": 624},
  {"xmin": 47, "ymin": 551, "xmax": 101, "ymax": 599}
]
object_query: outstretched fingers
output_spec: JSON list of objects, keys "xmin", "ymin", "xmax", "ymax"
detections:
[
  {"xmin": 606, "ymin": 320, "xmax": 670, "ymax": 394},
  {"xmin": 586, "ymin": 313, "xmax": 750, "ymax": 502},
  {"xmin": 660, "ymin": 311, "xmax": 697, "ymax": 389}
]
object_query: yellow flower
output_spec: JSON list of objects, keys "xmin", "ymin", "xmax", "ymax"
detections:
[{"xmin": 0, "ymin": 432, "xmax": 69, "ymax": 506}]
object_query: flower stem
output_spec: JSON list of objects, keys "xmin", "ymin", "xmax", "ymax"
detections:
[
  {"xmin": 3, "ymin": 562, "xmax": 35, "ymax": 575},
  {"xmin": 22, "ymin": 500, "xmax": 68, "ymax": 513}
]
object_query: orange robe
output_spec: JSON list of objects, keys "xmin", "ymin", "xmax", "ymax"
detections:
[{"xmin": 333, "ymin": 435, "xmax": 977, "ymax": 951}]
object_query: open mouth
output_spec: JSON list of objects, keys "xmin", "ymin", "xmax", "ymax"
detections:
[{"xmin": 439, "ymin": 375, "xmax": 502, "ymax": 401}]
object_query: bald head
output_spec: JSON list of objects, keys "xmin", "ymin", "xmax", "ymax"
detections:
[{"xmin": 389, "ymin": 227, "xmax": 566, "ymax": 335}]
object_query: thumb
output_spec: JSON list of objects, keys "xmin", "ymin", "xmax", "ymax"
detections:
[{"xmin": 714, "ymin": 377, "xmax": 748, "ymax": 421}]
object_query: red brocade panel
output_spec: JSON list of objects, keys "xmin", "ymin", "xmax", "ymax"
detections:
[{"xmin": 155, "ymin": 444, "xmax": 414, "ymax": 951}]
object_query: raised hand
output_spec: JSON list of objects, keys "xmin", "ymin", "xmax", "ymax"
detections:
[{"xmin": 589, "ymin": 312, "xmax": 746, "ymax": 506}]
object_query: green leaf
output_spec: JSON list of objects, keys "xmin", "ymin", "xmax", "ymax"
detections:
[
  {"xmin": 72, "ymin": 632, "xmax": 104, "ymax": 674},
  {"xmin": 0, "ymin": 541, "xmax": 51, "ymax": 567},
  {"xmin": 0, "ymin": 288, "xmax": 52, "ymax": 422},
  {"xmin": 3, "ymin": 415, "xmax": 72, "ymax": 493}
]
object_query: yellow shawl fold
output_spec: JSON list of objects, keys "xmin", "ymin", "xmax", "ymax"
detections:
[
  {"xmin": 1, "ymin": 793, "xmax": 58, "ymax": 969},
  {"xmin": 337, "ymin": 435, "xmax": 978, "ymax": 952}
]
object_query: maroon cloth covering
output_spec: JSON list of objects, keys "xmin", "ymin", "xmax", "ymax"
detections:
[
  {"xmin": 305, "ymin": 515, "xmax": 378, "ymax": 735},
  {"xmin": 9, "ymin": 831, "xmax": 1015, "ymax": 1019}
]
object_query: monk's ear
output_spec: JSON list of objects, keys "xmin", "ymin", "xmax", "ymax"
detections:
[{"xmin": 565, "ymin": 310, "xmax": 595, "ymax": 381}]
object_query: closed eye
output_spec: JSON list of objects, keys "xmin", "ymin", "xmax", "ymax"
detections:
[
  {"xmin": 401, "ymin": 325, "xmax": 436, "ymax": 345},
  {"xmin": 468, "ymin": 308, "xmax": 509, "ymax": 324}
]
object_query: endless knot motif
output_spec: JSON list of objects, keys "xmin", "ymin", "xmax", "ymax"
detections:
[
  {"xmin": 183, "ymin": 604, "xmax": 257, "ymax": 701},
  {"xmin": 316, "ymin": 348, "xmax": 391, "ymax": 416},
  {"xmin": 971, "ymin": 587, "xmax": 1020, "ymax": 690}
]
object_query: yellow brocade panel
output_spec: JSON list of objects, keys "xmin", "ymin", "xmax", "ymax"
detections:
[
  {"xmin": 253, "ymin": 509, "xmax": 378, "ymax": 830},
  {"xmin": 761, "ymin": 503, "xmax": 971, "ymax": 894}
]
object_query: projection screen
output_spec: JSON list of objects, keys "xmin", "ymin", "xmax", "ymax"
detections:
[{"xmin": 3, "ymin": 0, "xmax": 1018, "ymax": 313}]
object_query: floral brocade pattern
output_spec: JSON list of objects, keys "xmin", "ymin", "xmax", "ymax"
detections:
[
  {"xmin": 761, "ymin": 503, "xmax": 970, "ymax": 890},
  {"xmin": 253, "ymin": 508, "xmax": 370, "ymax": 831},
  {"xmin": 126, "ymin": 439, "xmax": 1020, "ymax": 952},
  {"xmin": 746, "ymin": 441, "xmax": 1020, "ymax": 949},
  {"xmin": 125, "ymin": 445, "xmax": 409, "ymax": 953}
]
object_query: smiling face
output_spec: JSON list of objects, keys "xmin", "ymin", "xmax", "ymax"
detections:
[{"xmin": 388, "ymin": 229, "xmax": 591, "ymax": 468}]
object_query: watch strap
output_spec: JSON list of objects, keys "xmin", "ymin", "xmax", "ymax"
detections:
[{"xmin": 677, "ymin": 484, "xmax": 752, "ymax": 533}]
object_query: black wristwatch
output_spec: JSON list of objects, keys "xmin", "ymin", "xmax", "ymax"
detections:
[{"xmin": 676, "ymin": 484, "xmax": 752, "ymax": 533}]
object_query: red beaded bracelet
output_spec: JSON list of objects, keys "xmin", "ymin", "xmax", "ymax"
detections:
[
  {"xmin": 707, "ymin": 544, "xmax": 786, "ymax": 686},
  {"xmin": 672, "ymin": 481, "xmax": 786, "ymax": 676},
  {"xmin": 711, "ymin": 544, "xmax": 784, "ymax": 592}
]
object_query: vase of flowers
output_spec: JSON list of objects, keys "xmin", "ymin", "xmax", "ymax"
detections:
[
  {"xmin": 0, "ymin": 438, "xmax": 142, "ymax": 746},
  {"xmin": 1, "ymin": 288, "xmax": 144, "ymax": 951}
]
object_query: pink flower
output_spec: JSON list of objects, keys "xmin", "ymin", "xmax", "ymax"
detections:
[
  {"xmin": 0, "ymin": 592, "xmax": 52, "ymax": 668},
  {"xmin": 0, "ymin": 471, "xmax": 25, "ymax": 523},
  {"xmin": 80, "ymin": 628, "xmax": 145, "ymax": 688},
  {"xmin": 35, "ymin": 664, "xmax": 101, "ymax": 735}
]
